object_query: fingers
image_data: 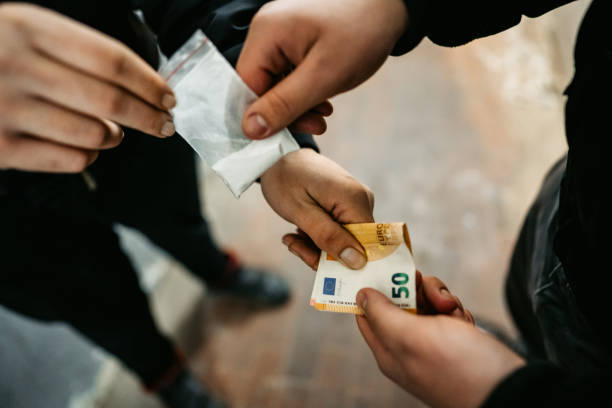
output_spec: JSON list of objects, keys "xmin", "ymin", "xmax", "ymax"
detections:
[
  {"xmin": 242, "ymin": 49, "xmax": 337, "ymax": 139},
  {"xmin": 356, "ymin": 288, "xmax": 417, "ymax": 350},
  {"xmin": 415, "ymin": 271, "xmax": 475, "ymax": 324},
  {"xmin": 289, "ymin": 101, "xmax": 334, "ymax": 134},
  {"xmin": 421, "ymin": 275, "xmax": 460, "ymax": 314},
  {"xmin": 282, "ymin": 233, "xmax": 320, "ymax": 270},
  {"xmin": 0, "ymin": 132, "xmax": 98, "ymax": 173},
  {"xmin": 18, "ymin": 53, "xmax": 174, "ymax": 137},
  {"xmin": 3, "ymin": 95, "xmax": 123, "ymax": 149},
  {"xmin": 313, "ymin": 101, "xmax": 334, "ymax": 116},
  {"xmin": 296, "ymin": 203, "xmax": 368, "ymax": 269},
  {"xmin": 15, "ymin": 4, "xmax": 175, "ymax": 110},
  {"xmin": 356, "ymin": 314, "xmax": 396, "ymax": 371},
  {"xmin": 288, "ymin": 112, "xmax": 327, "ymax": 135}
]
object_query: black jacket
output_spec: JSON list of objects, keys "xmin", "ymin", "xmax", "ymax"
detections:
[
  {"xmin": 396, "ymin": 0, "xmax": 611, "ymax": 406},
  {"xmin": 0, "ymin": 0, "xmax": 317, "ymax": 196}
]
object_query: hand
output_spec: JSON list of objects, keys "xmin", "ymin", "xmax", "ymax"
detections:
[
  {"xmin": 237, "ymin": 0, "xmax": 408, "ymax": 139},
  {"xmin": 0, "ymin": 3, "xmax": 176, "ymax": 173},
  {"xmin": 260, "ymin": 148, "xmax": 375, "ymax": 270},
  {"xmin": 356, "ymin": 288, "xmax": 525, "ymax": 408},
  {"xmin": 415, "ymin": 270, "xmax": 474, "ymax": 324}
]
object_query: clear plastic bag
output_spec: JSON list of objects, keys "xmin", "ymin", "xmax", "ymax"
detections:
[{"xmin": 159, "ymin": 30, "xmax": 299, "ymax": 197}]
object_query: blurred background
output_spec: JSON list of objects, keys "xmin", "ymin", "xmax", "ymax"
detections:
[{"xmin": 0, "ymin": 2, "xmax": 587, "ymax": 407}]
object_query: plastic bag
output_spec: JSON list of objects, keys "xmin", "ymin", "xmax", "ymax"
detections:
[{"xmin": 159, "ymin": 30, "xmax": 299, "ymax": 197}]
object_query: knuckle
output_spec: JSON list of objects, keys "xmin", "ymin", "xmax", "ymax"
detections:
[
  {"xmin": 264, "ymin": 88, "xmax": 293, "ymax": 121},
  {"xmin": 356, "ymin": 187, "xmax": 372, "ymax": 203},
  {"xmin": 0, "ymin": 4, "xmax": 25, "ymax": 26},
  {"xmin": 102, "ymin": 89, "xmax": 127, "ymax": 116},
  {"xmin": 109, "ymin": 52, "xmax": 129, "ymax": 77},
  {"xmin": 346, "ymin": 182, "xmax": 372, "ymax": 204},
  {"xmin": 0, "ymin": 7, "xmax": 36, "ymax": 43},
  {"xmin": 0, "ymin": 52, "xmax": 24, "ymax": 76},
  {"xmin": 253, "ymin": 3, "xmax": 278, "ymax": 25},
  {"xmin": 318, "ymin": 227, "xmax": 344, "ymax": 252}
]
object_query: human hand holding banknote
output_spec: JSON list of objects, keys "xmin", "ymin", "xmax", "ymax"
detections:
[
  {"xmin": 356, "ymin": 286, "xmax": 525, "ymax": 408},
  {"xmin": 260, "ymin": 148, "xmax": 374, "ymax": 270}
]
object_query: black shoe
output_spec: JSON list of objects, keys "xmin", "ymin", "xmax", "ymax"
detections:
[
  {"xmin": 209, "ymin": 251, "xmax": 291, "ymax": 307},
  {"xmin": 158, "ymin": 370, "xmax": 227, "ymax": 408},
  {"xmin": 218, "ymin": 264, "xmax": 291, "ymax": 307}
]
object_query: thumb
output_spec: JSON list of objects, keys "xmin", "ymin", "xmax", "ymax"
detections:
[
  {"xmin": 357, "ymin": 288, "xmax": 417, "ymax": 347},
  {"xmin": 241, "ymin": 52, "xmax": 334, "ymax": 140},
  {"xmin": 298, "ymin": 204, "xmax": 368, "ymax": 270}
]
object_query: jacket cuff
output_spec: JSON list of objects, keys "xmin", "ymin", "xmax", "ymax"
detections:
[
  {"xmin": 391, "ymin": 0, "xmax": 428, "ymax": 56},
  {"xmin": 291, "ymin": 132, "xmax": 319, "ymax": 153},
  {"xmin": 480, "ymin": 362, "xmax": 565, "ymax": 407}
]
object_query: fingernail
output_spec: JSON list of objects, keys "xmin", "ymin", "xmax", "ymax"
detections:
[
  {"xmin": 282, "ymin": 236, "xmax": 290, "ymax": 246},
  {"xmin": 245, "ymin": 114, "xmax": 268, "ymax": 138},
  {"xmin": 162, "ymin": 93, "xmax": 176, "ymax": 110},
  {"xmin": 356, "ymin": 291, "xmax": 367, "ymax": 314},
  {"xmin": 340, "ymin": 247, "xmax": 367, "ymax": 269},
  {"xmin": 440, "ymin": 288, "xmax": 453, "ymax": 300},
  {"xmin": 161, "ymin": 120, "xmax": 175, "ymax": 137}
]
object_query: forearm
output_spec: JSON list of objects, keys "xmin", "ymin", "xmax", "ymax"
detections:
[
  {"xmin": 135, "ymin": 0, "xmax": 317, "ymax": 149},
  {"xmin": 393, "ymin": 0, "xmax": 577, "ymax": 54},
  {"xmin": 134, "ymin": 0, "xmax": 266, "ymax": 61},
  {"xmin": 482, "ymin": 361, "xmax": 609, "ymax": 407}
]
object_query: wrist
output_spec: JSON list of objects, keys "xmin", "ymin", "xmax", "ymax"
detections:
[
  {"xmin": 261, "ymin": 148, "xmax": 317, "ymax": 183},
  {"xmin": 468, "ymin": 353, "xmax": 526, "ymax": 408}
]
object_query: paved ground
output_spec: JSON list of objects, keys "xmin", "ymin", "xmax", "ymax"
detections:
[{"xmin": 0, "ymin": 3, "xmax": 586, "ymax": 408}]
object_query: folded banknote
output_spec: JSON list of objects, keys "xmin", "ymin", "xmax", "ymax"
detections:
[{"xmin": 310, "ymin": 223, "xmax": 417, "ymax": 315}]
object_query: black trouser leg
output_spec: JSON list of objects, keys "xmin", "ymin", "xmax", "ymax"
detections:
[
  {"xmin": 0, "ymin": 214, "xmax": 178, "ymax": 388},
  {"xmin": 91, "ymin": 132, "xmax": 229, "ymax": 283}
]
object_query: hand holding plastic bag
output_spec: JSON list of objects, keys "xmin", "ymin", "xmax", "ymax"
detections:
[{"xmin": 159, "ymin": 30, "xmax": 299, "ymax": 197}]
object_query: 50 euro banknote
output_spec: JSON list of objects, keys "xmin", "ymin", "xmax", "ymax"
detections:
[{"xmin": 310, "ymin": 223, "xmax": 417, "ymax": 315}]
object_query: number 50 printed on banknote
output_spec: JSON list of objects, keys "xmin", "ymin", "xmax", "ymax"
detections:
[{"xmin": 310, "ymin": 223, "xmax": 417, "ymax": 315}]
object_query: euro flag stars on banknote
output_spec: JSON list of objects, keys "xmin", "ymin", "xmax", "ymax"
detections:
[{"xmin": 310, "ymin": 223, "xmax": 417, "ymax": 314}]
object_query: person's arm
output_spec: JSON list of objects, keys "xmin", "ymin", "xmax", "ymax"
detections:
[
  {"xmin": 133, "ymin": 0, "xmax": 376, "ymax": 267},
  {"xmin": 133, "ymin": 0, "xmax": 330, "ymax": 137},
  {"xmin": 356, "ymin": 287, "xmax": 611, "ymax": 408},
  {"xmin": 0, "ymin": 3, "xmax": 175, "ymax": 173},
  {"xmin": 393, "ymin": 0, "xmax": 577, "ymax": 55},
  {"xmin": 480, "ymin": 362, "xmax": 608, "ymax": 408},
  {"xmin": 133, "ymin": 0, "xmax": 265, "ymax": 64},
  {"xmin": 235, "ymin": 0, "xmax": 577, "ymax": 140}
]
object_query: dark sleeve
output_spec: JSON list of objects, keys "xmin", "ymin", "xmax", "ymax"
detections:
[
  {"xmin": 392, "ymin": 0, "xmax": 577, "ymax": 55},
  {"xmin": 133, "ymin": 0, "xmax": 318, "ymax": 151},
  {"xmin": 481, "ymin": 362, "xmax": 609, "ymax": 407}
]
